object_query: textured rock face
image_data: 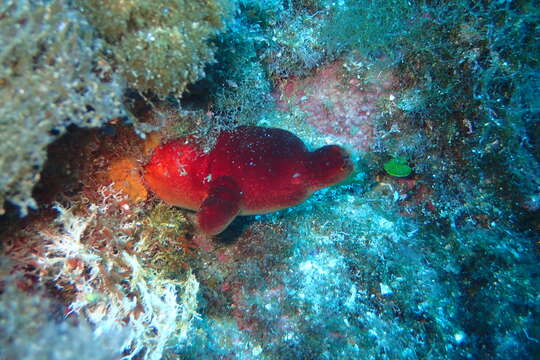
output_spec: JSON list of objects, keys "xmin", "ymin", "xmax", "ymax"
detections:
[
  {"xmin": 0, "ymin": 0, "xmax": 125, "ymax": 215},
  {"xmin": 274, "ymin": 61, "xmax": 396, "ymax": 151},
  {"xmin": 77, "ymin": 0, "xmax": 233, "ymax": 98},
  {"xmin": 1, "ymin": 1, "xmax": 538, "ymax": 359}
]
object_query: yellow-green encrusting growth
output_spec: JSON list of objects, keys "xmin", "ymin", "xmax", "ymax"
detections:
[
  {"xmin": 137, "ymin": 203, "xmax": 194, "ymax": 278},
  {"xmin": 77, "ymin": 0, "xmax": 233, "ymax": 98}
]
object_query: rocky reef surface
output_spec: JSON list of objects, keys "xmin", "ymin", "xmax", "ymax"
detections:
[{"xmin": 0, "ymin": 1, "xmax": 538, "ymax": 359}]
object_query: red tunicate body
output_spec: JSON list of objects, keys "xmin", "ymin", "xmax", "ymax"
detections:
[{"xmin": 144, "ymin": 126, "xmax": 352, "ymax": 233}]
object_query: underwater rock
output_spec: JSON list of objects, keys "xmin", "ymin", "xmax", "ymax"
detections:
[{"xmin": 274, "ymin": 60, "xmax": 396, "ymax": 151}]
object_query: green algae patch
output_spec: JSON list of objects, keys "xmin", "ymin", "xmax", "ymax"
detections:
[{"xmin": 384, "ymin": 157, "xmax": 412, "ymax": 177}]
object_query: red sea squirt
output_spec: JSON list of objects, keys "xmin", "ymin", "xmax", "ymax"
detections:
[{"xmin": 144, "ymin": 126, "xmax": 353, "ymax": 235}]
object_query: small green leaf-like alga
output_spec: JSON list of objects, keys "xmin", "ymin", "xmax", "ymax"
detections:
[{"xmin": 384, "ymin": 157, "xmax": 412, "ymax": 177}]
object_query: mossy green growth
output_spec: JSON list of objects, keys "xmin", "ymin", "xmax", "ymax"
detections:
[
  {"xmin": 77, "ymin": 0, "xmax": 234, "ymax": 98},
  {"xmin": 384, "ymin": 157, "xmax": 412, "ymax": 177}
]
